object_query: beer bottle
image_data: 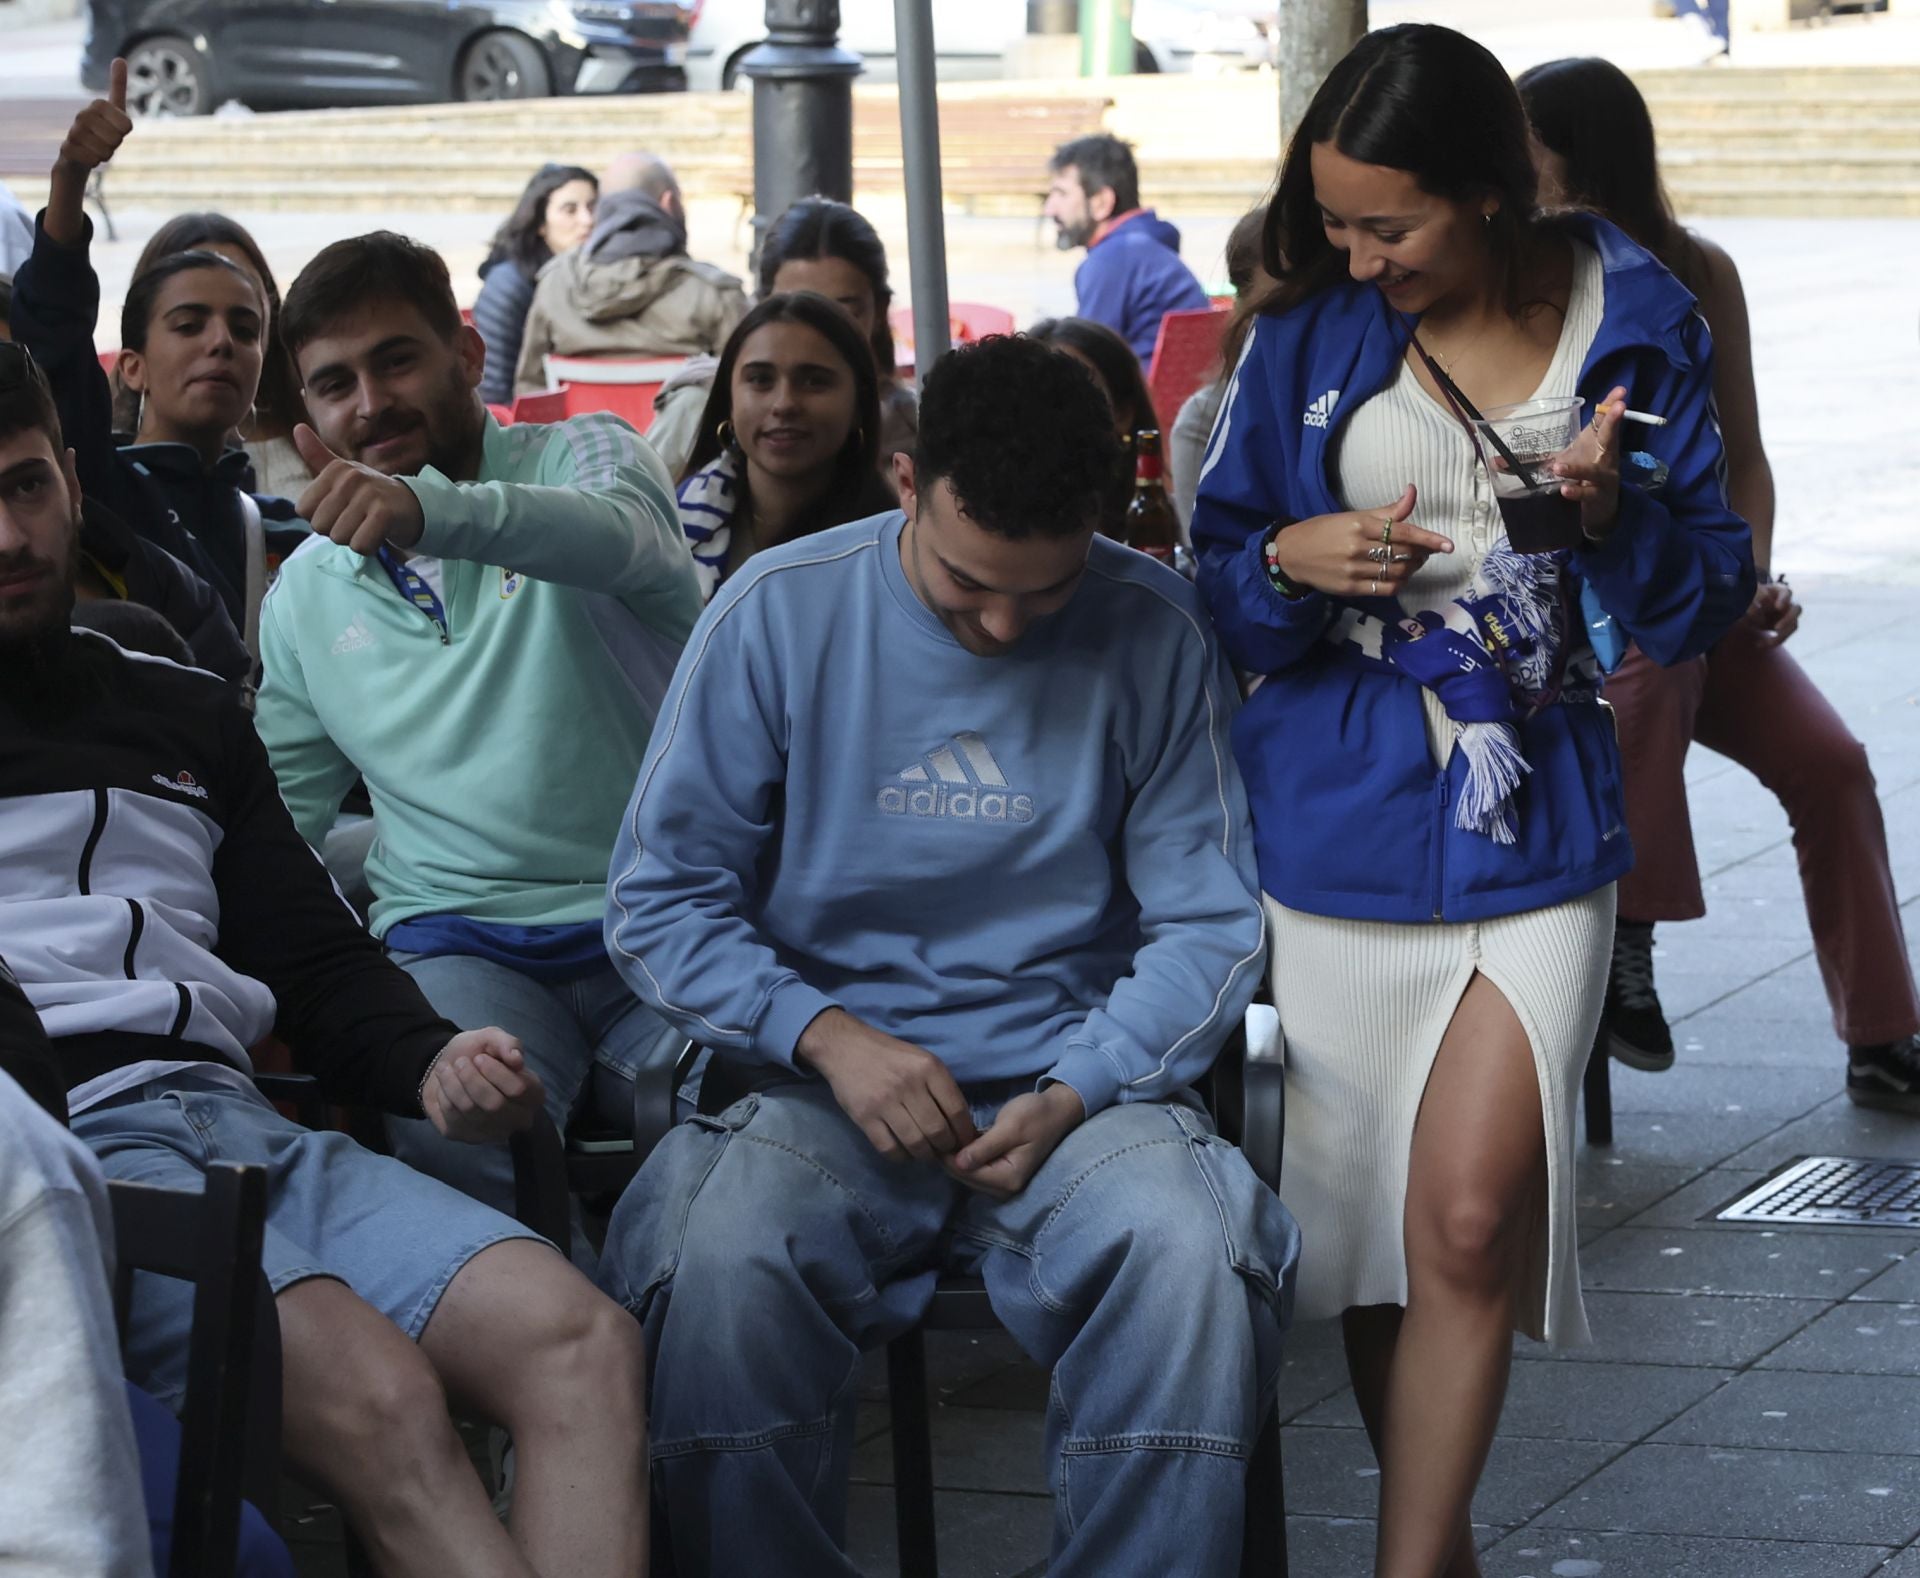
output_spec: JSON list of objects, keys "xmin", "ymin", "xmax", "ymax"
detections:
[{"xmin": 1123, "ymin": 428, "xmax": 1179, "ymax": 565}]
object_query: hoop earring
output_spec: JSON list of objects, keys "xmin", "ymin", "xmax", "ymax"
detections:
[{"xmin": 716, "ymin": 418, "xmax": 736, "ymax": 450}]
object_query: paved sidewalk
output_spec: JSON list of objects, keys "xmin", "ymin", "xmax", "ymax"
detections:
[
  {"xmin": 837, "ymin": 570, "xmax": 1920, "ymax": 1577},
  {"xmin": 271, "ymin": 576, "xmax": 1918, "ymax": 1577}
]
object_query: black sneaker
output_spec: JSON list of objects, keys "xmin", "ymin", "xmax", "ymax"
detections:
[
  {"xmin": 1605, "ymin": 921, "xmax": 1674, "ymax": 1072},
  {"xmin": 1846, "ymin": 1035, "xmax": 1920, "ymax": 1115}
]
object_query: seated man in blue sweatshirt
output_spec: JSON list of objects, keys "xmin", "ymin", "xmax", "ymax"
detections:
[
  {"xmin": 600, "ymin": 334, "xmax": 1298, "ymax": 1578},
  {"xmin": 1045, "ymin": 132, "xmax": 1210, "ymax": 362}
]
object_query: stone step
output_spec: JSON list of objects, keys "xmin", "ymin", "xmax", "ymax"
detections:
[{"xmin": 78, "ymin": 66, "xmax": 1920, "ymax": 220}]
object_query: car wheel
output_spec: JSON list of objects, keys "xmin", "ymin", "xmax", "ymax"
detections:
[
  {"xmin": 126, "ymin": 35, "xmax": 211, "ymax": 117},
  {"xmin": 458, "ymin": 30, "xmax": 553, "ymax": 101}
]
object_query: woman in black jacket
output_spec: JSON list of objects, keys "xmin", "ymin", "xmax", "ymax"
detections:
[
  {"xmin": 9, "ymin": 84, "xmax": 294, "ymax": 643},
  {"xmin": 473, "ymin": 164, "xmax": 598, "ymax": 409}
]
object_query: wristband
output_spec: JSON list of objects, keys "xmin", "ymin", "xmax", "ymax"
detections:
[{"xmin": 1260, "ymin": 522, "xmax": 1309, "ymax": 601}]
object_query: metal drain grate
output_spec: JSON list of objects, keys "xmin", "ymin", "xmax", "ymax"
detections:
[{"xmin": 1718, "ymin": 1156, "xmax": 1920, "ymax": 1228}]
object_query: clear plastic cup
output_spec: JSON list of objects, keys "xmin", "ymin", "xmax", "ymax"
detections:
[{"xmin": 1472, "ymin": 395, "xmax": 1585, "ymax": 553}]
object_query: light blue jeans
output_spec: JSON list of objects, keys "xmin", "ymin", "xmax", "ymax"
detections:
[
  {"xmin": 73, "ymin": 1072, "xmax": 541, "ymax": 1410},
  {"xmin": 600, "ymin": 1076, "xmax": 1299, "ymax": 1578},
  {"xmin": 386, "ymin": 952, "xmax": 683, "ymax": 1229}
]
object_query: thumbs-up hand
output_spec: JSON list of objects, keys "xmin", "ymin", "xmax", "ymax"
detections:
[
  {"xmin": 59, "ymin": 58, "xmax": 135, "ymax": 174},
  {"xmin": 294, "ymin": 423, "xmax": 427, "ymax": 558}
]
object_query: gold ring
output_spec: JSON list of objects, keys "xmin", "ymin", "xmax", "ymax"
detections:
[{"xmin": 1381, "ymin": 518, "xmax": 1394, "ymax": 546}]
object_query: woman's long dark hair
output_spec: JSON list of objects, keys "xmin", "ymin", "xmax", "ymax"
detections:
[
  {"xmin": 680, "ymin": 292, "xmax": 886, "ymax": 536},
  {"xmin": 1216, "ymin": 204, "xmax": 1273, "ymax": 379},
  {"xmin": 116, "ymin": 213, "xmax": 296, "ymax": 439},
  {"xmin": 757, "ymin": 196, "xmax": 899, "ymax": 381},
  {"xmin": 484, "ymin": 163, "xmax": 599, "ymax": 277},
  {"xmin": 1254, "ymin": 23, "xmax": 1548, "ymax": 323},
  {"xmin": 1027, "ymin": 316, "xmax": 1160, "ymax": 437},
  {"xmin": 1516, "ymin": 57, "xmax": 1701, "ymax": 292}
]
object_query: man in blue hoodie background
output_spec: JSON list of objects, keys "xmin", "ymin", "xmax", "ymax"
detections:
[
  {"xmin": 599, "ymin": 335, "xmax": 1297, "ymax": 1577},
  {"xmin": 1044, "ymin": 133, "xmax": 1210, "ymax": 362}
]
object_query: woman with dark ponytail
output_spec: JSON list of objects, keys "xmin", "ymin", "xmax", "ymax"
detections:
[
  {"xmin": 113, "ymin": 210, "xmax": 311, "ymax": 498},
  {"xmin": 1519, "ymin": 56, "xmax": 1920, "ymax": 1112},
  {"xmin": 10, "ymin": 77, "xmax": 300, "ymax": 650},
  {"xmin": 1192, "ymin": 26, "xmax": 1751, "ymax": 1572}
]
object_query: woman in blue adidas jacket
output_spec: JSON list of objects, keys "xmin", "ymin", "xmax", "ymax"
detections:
[{"xmin": 1192, "ymin": 25, "xmax": 1751, "ymax": 1576}]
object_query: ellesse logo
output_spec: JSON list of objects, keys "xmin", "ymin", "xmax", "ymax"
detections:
[{"xmin": 151, "ymin": 770, "xmax": 210, "ymax": 800}]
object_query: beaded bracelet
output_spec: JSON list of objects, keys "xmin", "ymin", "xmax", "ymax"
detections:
[{"xmin": 1261, "ymin": 521, "xmax": 1309, "ymax": 601}]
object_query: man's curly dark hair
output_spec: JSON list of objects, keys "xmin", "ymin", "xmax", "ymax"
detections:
[{"xmin": 912, "ymin": 335, "xmax": 1123, "ymax": 539}]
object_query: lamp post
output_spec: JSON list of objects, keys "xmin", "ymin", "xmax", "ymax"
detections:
[{"xmin": 738, "ymin": 0, "xmax": 864, "ymax": 269}]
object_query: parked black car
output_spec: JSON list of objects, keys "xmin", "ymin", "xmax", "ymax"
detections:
[{"xmin": 83, "ymin": 0, "xmax": 694, "ymax": 115}]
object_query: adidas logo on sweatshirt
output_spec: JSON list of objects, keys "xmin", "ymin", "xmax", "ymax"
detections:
[{"xmin": 876, "ymin": 732, "xmax": 1034, "ymax": 823}]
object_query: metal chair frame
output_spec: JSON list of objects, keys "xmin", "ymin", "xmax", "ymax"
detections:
[{"xmin": 108, "ymin": 1162, "xmax": 275, "ymax": 1578}]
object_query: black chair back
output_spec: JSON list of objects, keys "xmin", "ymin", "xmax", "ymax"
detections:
[{"xmin": 109, "ymin": 1163, "xmax": 277, "ymax": 1578}]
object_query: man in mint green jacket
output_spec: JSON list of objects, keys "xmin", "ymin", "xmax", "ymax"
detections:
[{"xmin": 256, "ymin": 232, "xmax": 703, "ymax": 1223}]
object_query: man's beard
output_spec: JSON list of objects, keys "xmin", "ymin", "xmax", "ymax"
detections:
[
  {"xmin": 1054, "ymin": 217, "xmax": 1094, "ymax": 251},
  {"xmin": 0, "ymin": 528, "xmax": 93, "ymax": 718},
  {"xmin": 356, "ymin": 368, "xmax": 483, "ymax": 480}
]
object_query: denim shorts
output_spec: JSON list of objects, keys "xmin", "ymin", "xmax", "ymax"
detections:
[{"xmin": 72, "ymin": 1070, "xmax": 547, "ymax": 1409}]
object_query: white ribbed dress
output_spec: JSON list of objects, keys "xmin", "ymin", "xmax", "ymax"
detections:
[{"xmin": 1267, "ymin": 241, "xmax": 1611, "ymax": 1347}]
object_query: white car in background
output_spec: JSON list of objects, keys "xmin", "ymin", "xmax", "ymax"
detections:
[{"xmin": 685, "ymin": 0, "xmax": 1276, "ymax": 92}]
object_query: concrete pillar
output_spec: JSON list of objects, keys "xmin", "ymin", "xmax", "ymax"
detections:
[
  {"xmin": 1278, "ymin": 0, "xmax": 1365, "ymax": 151},
  {"xmin": 1008, "ymin": 0, "xmax": 1081, "ymax": 77}
]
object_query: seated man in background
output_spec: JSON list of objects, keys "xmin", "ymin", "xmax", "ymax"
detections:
[
  {"xmin": 1044, "ymin": 133, "xmax": 1209, "ymax": 363},
  {"xmin": 0, "ymin": 371, "xmax": 649, "ymax": 1577},
  {"xmin": 513, "ymin": 151, "xmax": 746, "ymax": 398},
  {"xmin": 599, "ymin": 334, "xmax": 1298, "ymax": 1578},
  {"xmin": 255, "ymin": 232, "xmax": 703, "ymax": 1225}
]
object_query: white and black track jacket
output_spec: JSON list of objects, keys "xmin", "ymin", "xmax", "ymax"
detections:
[{"xmin": 1, "ymin": 632, "xmax": 455, "ymax": 1110}]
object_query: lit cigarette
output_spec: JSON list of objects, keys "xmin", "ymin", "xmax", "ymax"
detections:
[{"xmin": 1621, "ymin": 409, "xmax": 1666, "ymax": 426}]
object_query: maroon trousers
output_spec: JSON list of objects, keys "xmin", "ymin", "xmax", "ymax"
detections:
[{"xmin": 1608, "ymin": 627, "xmax": 1919, "ymax": 1047}]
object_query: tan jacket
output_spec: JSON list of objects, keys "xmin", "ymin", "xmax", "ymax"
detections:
[{"xmin": 514, "ymin": 251, "xmax": 748, "ymax": 397}]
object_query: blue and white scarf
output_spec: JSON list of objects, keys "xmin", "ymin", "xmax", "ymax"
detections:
[
  {"xmin": 676, "ymin": 449, "xmax": 744, "ymax": 602},
  {"xmin": 1325, "ymin": 537, "xmax": 1598, "ymax": 845}
]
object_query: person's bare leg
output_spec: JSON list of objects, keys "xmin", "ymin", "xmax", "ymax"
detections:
[
  {"xmin": 420, "ymin": 1239, "xmax": 648, "ymax": 1578},
  {"xmin": 1341, "ymin": 1302, "xmax": 1402, "ymax": 1452},
  {"xmin": 1372, "ymin": 972, "xmax": 1548, "ymax": 1578},
  {"xmin": 277, "ymin": 1277, "xmax": 536, "ymax": 1578}
]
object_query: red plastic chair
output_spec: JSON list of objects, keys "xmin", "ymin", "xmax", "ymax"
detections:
[
  {"xmin": 1146, "ymin": 306, "xmax": 1230, "ymax": 432},
  {"xmin": 98, "ymin": 349, "xmax": 120, "ymax": 374},
  {"xmin": 487, "ymin": 403, "xmax": 515, "ymax": 425},
  {"xmin": 542, "ymin": 355, "xmax": 686, "ymax": 431},
  {"xmin": 509, "ymin": 389, "xmax": 568, "ymax": 425},
  {"xmin": 887, "ymin": 301, "xmax": 1018, "ymax": 367}
]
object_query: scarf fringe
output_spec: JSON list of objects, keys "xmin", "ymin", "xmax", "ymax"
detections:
[{"xmin": 1455, "ymin": 720, "xmax": 1531, "ymax": 845}]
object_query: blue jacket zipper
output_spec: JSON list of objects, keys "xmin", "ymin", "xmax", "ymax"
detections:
[{"xmin": 1432, "ymin": 770, "xmax": 1449, "ymax": 920}]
